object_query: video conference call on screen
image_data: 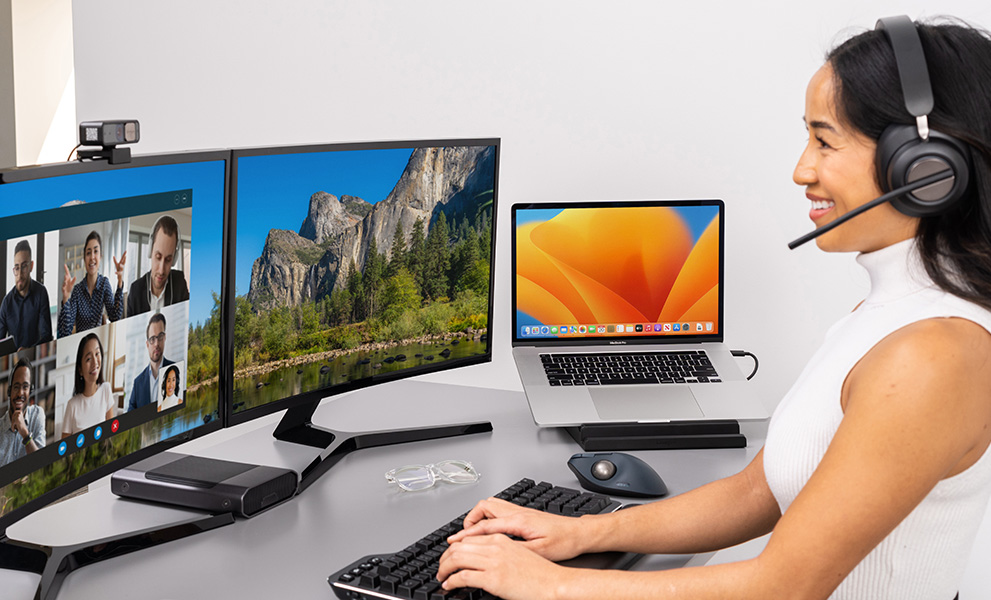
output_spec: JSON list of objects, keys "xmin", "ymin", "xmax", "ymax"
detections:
[
  {"xmin": 0, "ymin": 140, "xmax": 499, "ymax": 525},
  {"xmin": 0, "ymin": 157, "xmax": 226, "ymax": 521}
]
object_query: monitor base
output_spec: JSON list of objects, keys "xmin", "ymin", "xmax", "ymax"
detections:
[
  {"xmin": 273, "ymin": 398, "xmax": 493, "ymax": 493},
  {"xmin": 0, "ymin": 511, "xmax": 233, "ymax": 600}
]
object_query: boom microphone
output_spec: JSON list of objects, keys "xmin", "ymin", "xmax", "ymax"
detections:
[{"xmin": 788, "ymin": 169, "xmax": 955, "ymax": 249}]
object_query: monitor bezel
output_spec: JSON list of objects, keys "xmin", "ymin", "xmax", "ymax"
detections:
[
  {"xmin": 0, "ymin": 150, "xmax": 231, "ymax": 533},
  {"xmin": 225, "ymin": 138, "xmax": 500, "ymax": 428},
  {"xmin": 510, "ymin": 198, "xmax": 726, "ymax": 347}
]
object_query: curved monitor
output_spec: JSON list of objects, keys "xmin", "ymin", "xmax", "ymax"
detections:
[
  {"xmin": 0, "ymin": 151, "xmax": 229, "ymax": 533},
  {"xmin": 227, "ymin": 139, "xmax": 499, "ymax": 433}
]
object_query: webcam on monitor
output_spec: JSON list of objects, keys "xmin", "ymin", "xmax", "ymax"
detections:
[{"xmin": 77, "ymin": 119, "xmax": 140, "ymax": 164}]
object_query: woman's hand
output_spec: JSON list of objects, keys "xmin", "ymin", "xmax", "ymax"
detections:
[
  {"xmin": 113, "ymin": 251, "xmax": 127, "ymax": 289},
  {"xmin": 62, "ymin": 264, "xmax": 76, "ymax": 302},
  {"xmin": 448, "ymin": 498, "xmax": 590, "ymax": 562},
  {"xmin": 437, "ymin": 533, "xmax": 568, "ymax": 600}
]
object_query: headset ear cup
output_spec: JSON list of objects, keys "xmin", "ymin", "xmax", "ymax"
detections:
[{"xmin": 877, "ymin": 125, "xmax": 972, "ymax": 217}]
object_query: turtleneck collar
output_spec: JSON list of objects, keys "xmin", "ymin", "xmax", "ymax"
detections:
[{"xmin": 855, "ymin": 238, "xmax": 934, "ymax": 305}]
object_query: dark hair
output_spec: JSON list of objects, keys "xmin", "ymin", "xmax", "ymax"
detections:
[
  {"xmin": 8, "ymin": 358, "xmax": 32, "ymax": 398},
  {"xmin": 827, "ymin": 19, "xmax": 991, "ymax": 312},
  {"xmin": 151, "ymin": 215, "xmax": 179, "ymax": 252},
  {"xmin": 13, "ymin": 239, "xmax": 31, "ymax": 259},
  {"xmin": 146, "ymin": 312, "xmax": 167, "ymax": 338},
  {"xmin": 85, "ymin": 230, "xmax": 102, "ymax": 252},
  {"xmin": 161, "ymin": 364, "xmax": 180, "ymax": 399},
  {"xmin": 73, "ymin": 333, "xmax": 105, "ymax": 396}
]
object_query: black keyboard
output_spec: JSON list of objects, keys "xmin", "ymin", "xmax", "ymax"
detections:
[
  {"xmin": 328, "ymin": 478, "xmax": 641, "ymax": 600},
  {"xmin": 541, "ymin": 350, "xmax": 721, "ymax": 386}
]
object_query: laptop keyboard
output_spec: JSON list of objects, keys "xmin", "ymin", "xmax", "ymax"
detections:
[{"xmin": 540, "ymin": 350, "xmax": 721, "ymax": 386}]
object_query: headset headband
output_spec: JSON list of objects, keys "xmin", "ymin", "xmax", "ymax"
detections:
[{"xmin": 876, "ymin": 15, "xmax": 933, "ymax": 139}]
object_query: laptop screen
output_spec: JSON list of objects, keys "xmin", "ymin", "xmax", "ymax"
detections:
[{"xmin": 512, "ymin": 200, "xmax": 724, "ymax": 345}]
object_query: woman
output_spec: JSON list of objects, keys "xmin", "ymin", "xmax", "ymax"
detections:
[
  {"xmin": 62, "ymin": 332, "xmax": 115, "ymax": 437},
  {"xmin": 158, "ymin": 364, "xmax": 182, "ymax": 412},
  {"xmin": 437, "ymin": 18, "xmax": 991, "ymax": 600},
  {"xmin": 57, "ymin": 230, "xmax": 126, "ymax": 337}
]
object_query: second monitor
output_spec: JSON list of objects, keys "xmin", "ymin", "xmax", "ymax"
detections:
[{"xmin": 227, "ymin": 139, "xmax": 500, "ymax": 484}]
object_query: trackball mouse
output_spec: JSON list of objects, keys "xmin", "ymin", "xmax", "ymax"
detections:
[{"xmin": 567, "ymin": 452, "xmax": 668, "ymax": 498}]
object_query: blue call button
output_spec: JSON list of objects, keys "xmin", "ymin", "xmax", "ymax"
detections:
[
  {"xmin": 75, "ymin": 433, "xmax": 85, "ymax": 448},
  {"xmin": 58, "ymin": 441, "xmax": 67, "ymax": 456},
  {"xmin": 94, "ymin": 426, "xmax": 103, "ymax": 440}
]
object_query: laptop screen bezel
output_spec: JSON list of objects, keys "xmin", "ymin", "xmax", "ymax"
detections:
[{"xmin": 510, "ymin": 199, "xmax": 725, "ymax": 348}]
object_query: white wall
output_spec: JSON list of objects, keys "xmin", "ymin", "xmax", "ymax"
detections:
[
  {"xmin": 70, "ymin": 0, "xmax": 991, "ymax": 594},
  {"xmin": 1, "ymin": 0, "xmax": 76, "ymax": 167}
]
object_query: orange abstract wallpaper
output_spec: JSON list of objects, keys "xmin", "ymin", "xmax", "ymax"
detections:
[{"xmin": 515, "ymin": 205, "xmax": 720, "ymax": 337}]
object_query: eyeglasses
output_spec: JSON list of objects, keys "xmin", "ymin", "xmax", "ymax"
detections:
[
  {"xmin": 385, "ymin": 460, "xmax": 479, "ymax": 492},
  {"xmin": 147, "ymin": 332, "xmax": 166, "ymax": 344}
]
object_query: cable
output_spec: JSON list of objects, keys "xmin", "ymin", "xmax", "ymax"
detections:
[
  {"xmin": 730, "ymin": 350, "xmax": 759, "ymax": 380},
  {"xmin": 67, "ymin": 143, "xmax": 81, "ymax": 162}
]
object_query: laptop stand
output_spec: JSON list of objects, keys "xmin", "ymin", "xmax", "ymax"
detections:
[{"xmin": 565, "ymin": 420, "xmax": 746, "ymax": 451}]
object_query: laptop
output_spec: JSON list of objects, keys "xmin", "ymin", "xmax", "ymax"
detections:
[{"xmin": 511, "ymin": 200, "xmax": 769, "ymax": 427}]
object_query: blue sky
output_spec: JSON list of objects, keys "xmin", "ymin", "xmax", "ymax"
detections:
[
  {"xmin": 0, "ymin": 161, "xmax": 226, "ymax": 328},
  {"xmin": 234, "ymin": 148, "xmax": 414, "ymax": 294}
]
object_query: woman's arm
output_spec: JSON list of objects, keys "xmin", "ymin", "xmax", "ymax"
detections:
[
  {"xmin": 441, "ymin": 318, "xmax": 991, "ymax": 600},
  {"xmin": 581, "ymin": 449, "xmax": 779, "ymax": 555},
  {"xmin": 449, "ymin": 449, "xmax": 780, "ymax": 563},
  {"xmin": 104, "ymin": 275, "xmax": 124, "ymax": 322},
  {"xmin": 56, "ymin": 284, "xmax": 76, "ymax": 338}
]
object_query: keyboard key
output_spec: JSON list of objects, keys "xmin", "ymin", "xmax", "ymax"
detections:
[
  {"xmin": 414, "ymin": 583, "xmax": 441, "ymax": 600},
  {"xmin": 596, "ymin": 376, "xmax": 659, "ymax": 385},
  {"xmin": 380, "ymin": 575, "xmax": 400, "ymax": 594}
]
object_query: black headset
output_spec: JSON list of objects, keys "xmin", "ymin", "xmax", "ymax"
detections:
[{"xmin": 875, "ymin": 15, "xmax": 972, "ymax": 217}]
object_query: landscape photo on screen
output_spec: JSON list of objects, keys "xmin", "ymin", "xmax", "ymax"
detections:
[{"xmin": 233, "ymin": 145, "xmax": 496, "ymax": 412}]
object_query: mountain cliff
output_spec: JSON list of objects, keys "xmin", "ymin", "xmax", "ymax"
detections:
[
  {"xmin": 298, "ymin": 192, "xmax": 371, "ymax": 244},
  {"xmin": 247, "ymin": 145, "xmax": 495, "ymax": 311}
]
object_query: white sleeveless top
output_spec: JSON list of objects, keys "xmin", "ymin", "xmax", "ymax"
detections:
[{"xmin": 764, "ymin": 239, "xmax": 991, "ymax": 600}]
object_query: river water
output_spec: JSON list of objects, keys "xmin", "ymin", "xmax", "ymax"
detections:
[{"xmin": 223, "ymin": 337, "xmax": 487, "ymax": 414}]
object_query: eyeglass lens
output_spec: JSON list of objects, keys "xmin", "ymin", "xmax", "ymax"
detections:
[
  {"xmin": 432, "ymin": 460, "xmax": 478, "ymax": 483},
  {"xmin": 392, "ymin": 465, "xmax": 436, "ymax": 491},
  {"xmin": 388, "ymin": 460, "xmax": 478, "ymax": 491}
]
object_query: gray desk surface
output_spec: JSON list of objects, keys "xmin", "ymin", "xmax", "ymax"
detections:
[{"xmin": 1, "ymin": 380, "xmax": 766, "ymax": 599}]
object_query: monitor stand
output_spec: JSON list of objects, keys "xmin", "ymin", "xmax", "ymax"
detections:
[
  {"xmin": 0, "ymin": 500, "xmax": 232, "ymax": 600},
  {"xmin": 272, "ymin": 396, "xmax": 493, "ymax": 493}
]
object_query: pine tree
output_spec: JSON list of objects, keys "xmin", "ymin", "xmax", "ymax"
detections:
[
  {"xmin": 388, "ymin": 221, "xmax": 408, "ymax": 277},
  {"xmin": 408, "ymin": 217, "xmax": 427, "ymax": 295},
  {"xmin": 423, "ymin": 212, "xmax": 451, "ymax": 300},
  {"xmin": 363, "ymin": 238, "xmax": 386, "ymax": 317},
  {"xmin": 346, "ymin": 259, "xmax": 364, "ymax": 321}
]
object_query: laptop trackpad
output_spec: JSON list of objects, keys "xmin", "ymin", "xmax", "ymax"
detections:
[{"xmin": 590, "ymin": 387, "xmax": 704, "ymax": 421}]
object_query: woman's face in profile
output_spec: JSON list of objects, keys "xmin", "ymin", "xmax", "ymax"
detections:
[
  {"xmin": 84, "ymin": 239, "xmax": 101, "ymax": 277},
  {"xmin": 80, "ymin": 338, "xmax": 102, "ymax": 386},
  {"xmin": 166, "ymin": 370, "xmax": 177, "ymax": 397},
  {"xmin": 792, "ymin": 64, "xmax": 919, "ymax": 253}
]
